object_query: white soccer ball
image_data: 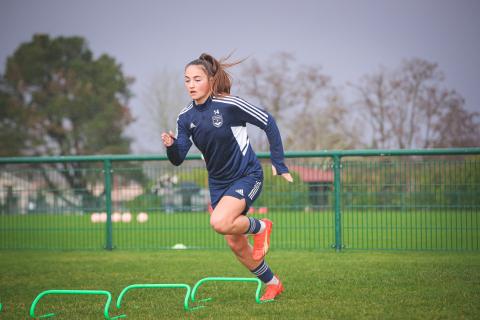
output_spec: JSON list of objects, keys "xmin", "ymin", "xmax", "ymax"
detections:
[
  {"xmin": 137, "ymin": 212, "xmax": 149, "ymax": 223},
  {"xmin": 258, "ymin": 207, "xmax": 269, "ymax": 214},
  {"xmin": 172, "ymin": 243, "xmax": 187, "ymax": 250},
  {"xmin": 121, "ymin": 212, "xmax": 132, "ymax": 223},
  {"xmin": 99, "ymin": 212, "xmax": 107, "ymax": 223},
  {"xmin": 90, "ymin": 213, "xmax": 100, "ymax": 223},
  {"xmin": 112, "ymin": 212, "xmax": 122, "ymax": 223}
]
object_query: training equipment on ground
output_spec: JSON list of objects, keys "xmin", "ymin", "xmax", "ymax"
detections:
[
  {"xmin": 172, "ymin": 243, "xmax": 187, "ymax": 249},
  {"xmin": 29, "ymin": 289, "xmax": 125, "ymax": 319},
  {"xmin": 136, "ymin": 212, "xmax": 148, "ymax": 223},
  {"xmin": 28, "ymin": 277, "xmax": 275, "ymax": 319},
  {"xmin": 121, "ymin": 212, "xmax": 132, "ymax": 223},
  {"xmin": 112, "ymin": 212, "xmax": 122, "ymax": 223},
  {"xmin": 258, "ymin": 207, "xmax": 269, "ymax": 214},
  {"xmin": 116, "ymin": 283, "xmax": 195, "ymax": 312},
  {"xmin": 90, "ymin": 213, "xmax": 100, "ymax": 223},
  {"xmin": 191, "ymin": 277, "xmax": 268, "ymax": 305}
]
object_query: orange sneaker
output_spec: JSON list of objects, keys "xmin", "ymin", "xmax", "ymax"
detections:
[
  {"xmin": 260, "ymin": 279, "xmax": 284, "ymax": 301},
  {"xmin": 252, "ymin": 219, "xmax": 273, "ymax": 260}
]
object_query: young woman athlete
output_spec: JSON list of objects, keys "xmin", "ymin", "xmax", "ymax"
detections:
[{"xmin": 161, "ymin": 53, "xmax": 292, "ymax": 301}]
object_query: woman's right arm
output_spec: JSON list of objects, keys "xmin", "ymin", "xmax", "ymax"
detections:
[{"xmin": 163, "ymin": 115, "xmax": 192, "ymax": 166}]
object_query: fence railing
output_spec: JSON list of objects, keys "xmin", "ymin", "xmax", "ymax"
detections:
[{"xmin": 1, "ymin": 148, "xmax": 479, "ymax": 251}]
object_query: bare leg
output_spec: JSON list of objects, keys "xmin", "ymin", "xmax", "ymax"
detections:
[
  {"xmin": 210, "ymin": 195, "xmax": 263, "ymax": 269},
  {"xmin": 209, "ymin": 196, "xmax": 250, "ymax": 235},
  {"xmin": 224, "ymin": 234, "xmax": 262, "ymax": 270},
  {"xmin": 211, "ymin": 196, "xmax": 282, "ymax": 299}
]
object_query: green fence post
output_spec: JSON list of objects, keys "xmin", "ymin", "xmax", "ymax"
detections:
[
  {"xmin": 104, "ymin": 159, "xmax": 113, "ymax": 250},
  {"xmin": 333, "ymin": 155, "xmax": 342, "ymax": 252}
]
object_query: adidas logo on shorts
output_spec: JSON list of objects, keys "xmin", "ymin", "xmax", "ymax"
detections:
[
  {"xmin": 248, "ymin": 181, "xmax": 262, "ymax": 200},
  {"xmin": 235, "ymin": 189, "xmax": 244, "ymax": 196}
]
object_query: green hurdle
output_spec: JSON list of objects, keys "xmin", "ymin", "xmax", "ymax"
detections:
[
  {"xmin": 27, "ymin": 277, "xmax": 270, "ymax": 318},
  {"xmin": 29, "ymin": 289, "xmax": 125, "ymax": 319},
  {"xmin": 191, "ymin": 277, "xmax": 266, "ymax": 305},
  {"xmin": 116, "ymin": 283, "xmax": 197, "ymax": 312}
]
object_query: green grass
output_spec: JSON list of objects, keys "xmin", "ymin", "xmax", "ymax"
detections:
[
  {"xmin": 1, "ymin": 210, "xmax": 478, "ymax": 250},
  {"xmin": 0, "ymin": 250, "xmax": 479, "ymax": 319}
]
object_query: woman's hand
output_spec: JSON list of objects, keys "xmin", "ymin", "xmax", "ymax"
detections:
[
  {"xmin": 271, "ymin": 165, "xmax": 293, "ymax": 183},
  {"xmin": 161, "ymin": 131, "xmax": 175, "ymax": 147}
]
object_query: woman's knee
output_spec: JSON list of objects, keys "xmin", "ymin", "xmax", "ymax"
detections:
[{"xmin": 210, "ymin": 214, "xmax": 230, "ymax": 234}]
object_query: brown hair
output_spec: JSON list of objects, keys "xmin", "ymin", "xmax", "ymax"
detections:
[{"xmin": 186, "ymin": 53, "xmax": 245, "ymax": 96}]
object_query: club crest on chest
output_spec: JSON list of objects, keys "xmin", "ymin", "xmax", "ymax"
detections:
[{"xmin": 212, "ymin": 109, "xmax": 223, "ymax": 128}]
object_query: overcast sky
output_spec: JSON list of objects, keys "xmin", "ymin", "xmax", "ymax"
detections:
[{"xmin": 1, "ymin": 0, "xmax": 479, "ymax": 152}]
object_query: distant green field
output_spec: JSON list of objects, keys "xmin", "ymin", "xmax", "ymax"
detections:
[
  {"xmin": 1, "ymin": 210, "xmax": 478, "ymax": 251},
  {"xmin": 0, "ymin": 250, "xmax": 479, "ymax": 319}
]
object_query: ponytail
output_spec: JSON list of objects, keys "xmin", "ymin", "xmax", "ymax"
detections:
[{"xmin": 186, "ymin": 53, "xmax": 245, "ymax": 96}]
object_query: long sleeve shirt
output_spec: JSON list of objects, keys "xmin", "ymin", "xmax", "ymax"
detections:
[{"xmin": 167, "ymin": 95, "xmax": 288, "ymax": 187}]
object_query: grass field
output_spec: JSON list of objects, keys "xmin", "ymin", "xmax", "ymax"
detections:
[
  {"xmin": 0, "ymin": 250, "xmax": 479, "ymax": 319},
  {"xmin": 1, "ymin": 210, "xmax": 479, "ymax": 250}
]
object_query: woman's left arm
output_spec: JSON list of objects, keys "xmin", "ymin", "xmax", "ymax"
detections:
[
  {"xmin": 232, "ymin": 96, "xmax": 293, "ymax": 182},
  {"xmin": 263, "ymin": 115, "xmax": 293, "ymax": 182}
]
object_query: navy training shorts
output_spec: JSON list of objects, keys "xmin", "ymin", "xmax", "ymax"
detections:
[{"xmin": 210, "ymin": 174, "xmax": 263, "ymax": 214}]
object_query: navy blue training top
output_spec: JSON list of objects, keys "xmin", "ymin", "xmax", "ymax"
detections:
[{"xmin": 166, "ymin": 95, "xmax": 289, "ymax": 188}]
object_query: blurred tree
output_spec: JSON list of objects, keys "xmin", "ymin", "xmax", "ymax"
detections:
[
  {"xmin": 286, "ymin": 90, "xmax": 361, "ymax": 151},
  {"xmin": 239, "ymin": 52, "xmax": 358, "ymax": 150},
  {"xmin": 352, "ymin": 58, "xmax": 480, "ymax": 149},
  {"xmin": 139, "ymin": 69, "xmax": 187, "ymax": 153},
  {"xmin": 1, "ymin": 34, "xmax": 133, "ymax": 156},
  {"xmin": 0, "ymin": 34, "xmax": 134, "ymax": 210},
  {"xmin": 285, "ymin": 65, "xmax": 360, "ymax": 150},
  {"xmin": 239, "ymin": 52, "xmax": 298, "ymax": 122},
  {"xmin": 0, "ymin": 78, "xmax": 27, "ymax": 156}
]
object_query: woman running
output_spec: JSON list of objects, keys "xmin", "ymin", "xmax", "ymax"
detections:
[{"xmin": 161, "ymin": 53, "xmax": 292, "ymax": 301}]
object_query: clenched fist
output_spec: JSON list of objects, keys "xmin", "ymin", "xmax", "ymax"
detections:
[{"xmin": 161, "ymin": 131, "xmax": 175, "ymax": 147}]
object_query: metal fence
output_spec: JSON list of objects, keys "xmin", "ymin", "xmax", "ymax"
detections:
[{"xmin": 0, "ymin": 148, "xmax": 479, "ymax": 251}]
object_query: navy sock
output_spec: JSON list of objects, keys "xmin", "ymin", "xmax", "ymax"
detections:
[
  {"xmin": 244, "ymin": 217, "xmax": 262, "ymax": 234},
  {"xmin": 250, "ymin": 260, "xmax": 274, "ymax": 283}
]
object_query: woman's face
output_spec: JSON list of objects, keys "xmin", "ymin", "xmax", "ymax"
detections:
[{"xmin": 184, "ymin": 65, "xmax": 211, "ymax": 104}]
